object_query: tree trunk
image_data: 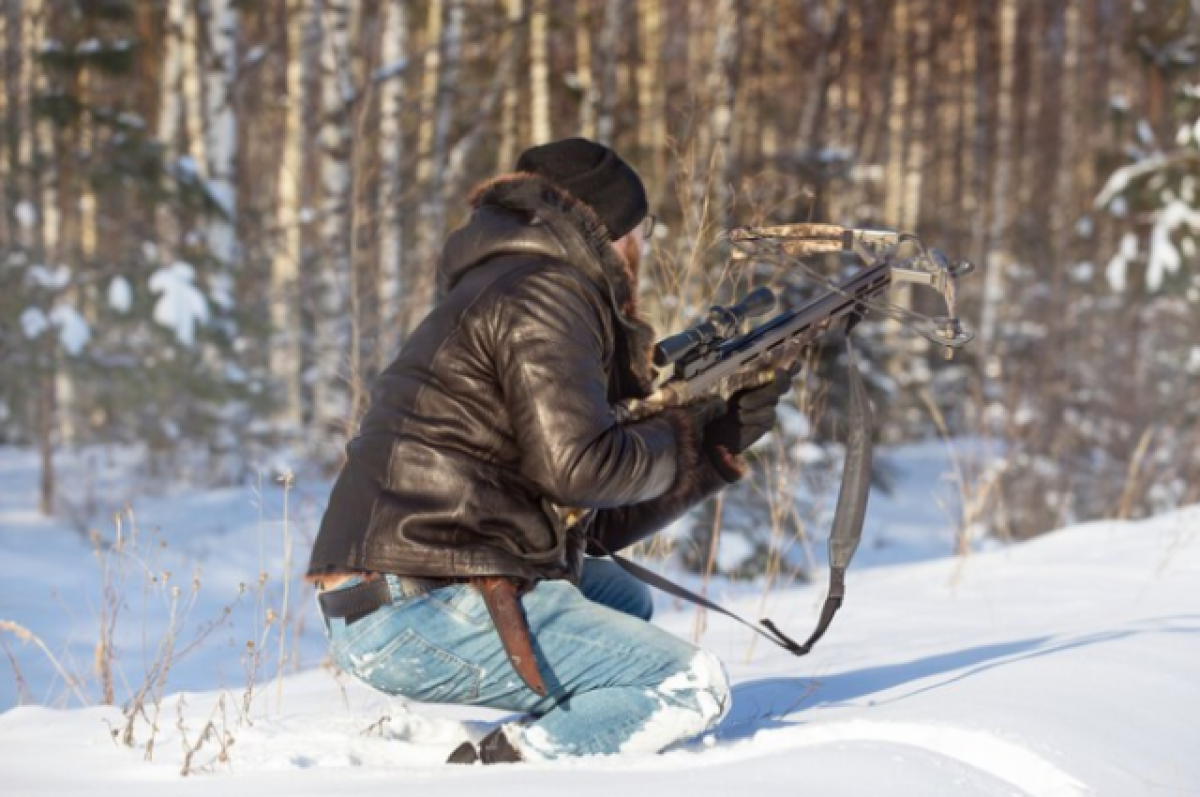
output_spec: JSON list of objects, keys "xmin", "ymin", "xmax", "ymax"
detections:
[
  {"xmin": 529, "ymin": 0, "xmax": 550, "ymax": 144},
  {"xmin": 707, "ymin": 0, "xmax": 741, "ymax": 237},
  {"xmin": 405, "ymin": 0, "xmax": 462, "ymax": 335},
  {"xmin": 180, "ymin": 0, "xmax": 208, "ymax": 189},
  {"xmin": 595, "ymin": 0, "xmax": 622, "ymax": 144},
  {"xmin": 0, "ymin": 4, "xmax": 8, "ymax": 246},
  {"xmin": 575, "ymin": 0, "xmax": 596, "ymax": 139},
  {"xmin": 980, "ymin": 0, "xmax": 1018, "ymax": 363},
  {"xmin": 271, "ymin": 0, "xmax": 309, "ymax": 429},
  {"xmin": 636, "ymin": 0, "xmax": 664, "ymax": 187},
  {"xmin": 313, "ymin": 0, "xmax": 353, "ymax": 437},
  {"xmin": 498, "ymin": 0, "xmax": 524, "ymax": 169},
  {"xmin": 200, "ymin": 0, "xmax": 240, "ymax": 264},
  {"xmin": 377, "ymin": 0, "xmax": 408, "ymax": 366},
  {"xmin": 883, "ymin": 0, "xmax": 908, "ymax": 229},
  {"xmin": 38, "ymin": 362, "xmax": 54, "ymax": 515}
]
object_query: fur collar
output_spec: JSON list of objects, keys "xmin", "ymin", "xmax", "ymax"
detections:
[{"xmin": 467, "ymin": 172, "xmax": 658, "ymax": 397}]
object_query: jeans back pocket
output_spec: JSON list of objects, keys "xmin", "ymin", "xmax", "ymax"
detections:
[{"xmin": 345, "ymin": 626, "xmax": 484, "ymax": 703}]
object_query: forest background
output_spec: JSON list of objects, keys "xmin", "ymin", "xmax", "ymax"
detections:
[{"xmin": 1, "ymin": 0, "xmax": 1198, "ymax": 558}]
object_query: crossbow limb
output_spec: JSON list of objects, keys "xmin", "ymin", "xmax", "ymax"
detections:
[{"xmin": 728, "ymin": 223, "xmax": 976, "ymax": 358}]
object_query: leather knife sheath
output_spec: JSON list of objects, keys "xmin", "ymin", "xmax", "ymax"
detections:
[{"xmin": 475, "ymin": 576, "xmax": 549, "ymax": 697}]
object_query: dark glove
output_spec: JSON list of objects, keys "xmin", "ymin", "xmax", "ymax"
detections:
[{"xmin": 703, "ymin": 368, "xmax": 793, "ymax": 458}]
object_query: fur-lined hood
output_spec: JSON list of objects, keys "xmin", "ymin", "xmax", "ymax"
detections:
[{"xmin": 439, "ymin": 172, "xmax": 658, "ymax": 396}]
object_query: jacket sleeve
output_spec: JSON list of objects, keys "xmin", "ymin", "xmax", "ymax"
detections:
[
  {"xmin": 494, "ymin": 266, "xmax": 692, "ymax": 509},
  {"xmin": 585, "ymin": 446, "xmax": 747, "ymax": 555}
]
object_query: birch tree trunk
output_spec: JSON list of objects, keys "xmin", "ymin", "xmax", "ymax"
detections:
[
  {"xmin": 637, "ymin": 0, "xmax": 665, "ymax": 193},
  {"xmin": 157, "ymin": 0, "xmax": 185, "ymax": 259},
  {"xmin": 980, "ymin": 0, "xmax": 1018, "ymax": 361},
  {"xmin": 0, "ymin": 5, "xmax": 8, "ymax": 246},
  {"xmin": 377, "ymin": 0, "xmax": 408, "ymax": 366},
  {"xmin": 405, "ymin": 0, "xmax": 462, "ymax": 335},
  {"xmin": 313, "ymin": 0, "xmax": 353, "ymax": 435},
  {"xmin": 21, "ymin": 0, "xmax": 56, "ymax": 513},
  {"xmin": 1054, "ymin": 1, "xmax": 1080, "ymax": 270},
  {"xmin": 346, "ymin": 0, "xmax": 376, "ymax": 432},
  {"xmin": 180, "ymin": 2, "xmax": 208, "ymax": 188},
  {"xmin": 760, "ymin": 5, "xmax": 780, "ymax": 162},
  {"xmin": 883, "ymin": 0, "xmax": 908, "ymax": 229},
  {"xmin": 1017, "ymin": 2, "xmax": 1044, "ymax": 216},
  {"xmin": 707, "ymin": 0, "xmax": 741, "ymax": 237},
  {"xmin": 575, "ymin": 0, "xmax": 596, "ymax": 140},
  {"xmin": 498, "ymin": 0, "xmax": 524, "ymax": 169},
  {"xmin": 270, "ymin": 0, "xmax": 309, "ymax": 429},
  {"xmin": 34, "ymin": 6, "xmax": 57, "ymax": 264},
  {"xmin": 967, "ymin": 1, "xmax": 990, "ymax": 296},
  {"xmin": 529, "ymin": 0, "xmax": 550, "ymax": 144},
  {"xmin": 595, "ymin": 0, "xmax": 622, "ymax": 144},
  {"xmin": 902, "ymin": 0, "xmax": 929, "ymax": 233},
  {"xmin": 201, "ymin": 0, "xmax": 239, "ymax": 263},
  {"xmin": 78, "ymin": 67, "xmax": 96, "ymax": 263}
]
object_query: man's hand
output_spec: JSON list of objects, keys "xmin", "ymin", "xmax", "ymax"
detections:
[{"xmin": 704, "ymin": 368, "xmax": 793, "ymax": 457}]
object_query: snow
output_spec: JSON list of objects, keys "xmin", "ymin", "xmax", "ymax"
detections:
[
  {"xmin": 108, "ymin": 277, "xmax": 133, "ymax": 313},
  {"xmin": 0, "ymin": 445, "xmax": 1198, "ymax": 795},
  {"xmin": 208, "ymin": 272, "xmax": 234, "ymax": 311},
  {"xmin": 176, "ymin": 155, "xmax": 200, "ymax": 178},
  {"xmin": 1094, "ymin": 155, "xmax": 1169, "ymax": 210},
  {"xmin": 372, "ymin": 57, "xmax": 412, "ymax": 83},
  {"xmin": 48, "ymin": 305, "xmax": 90, "ymax": 355},
  {"xmin": 15, "ymin": 201, "xmax": 38, "ymax": 229},
  {"xmin": 18, "ymin": 308, "xmax": 48, "ymax": 339},
  {"xmin": 18, "ymin": 305, "xmax": 90, "ymax": 354},
  {"xmin": 1147, "ymin": 199, "xmax": 1200, "ymax": 291},
  {"xmin": 1136, "ymin": 120, "xmax": 1155, "ymax": 147},
  {"xmin": 116, "ymin": 112, "xmax": 145, "ymax": 129},
  {"xmin": 25, "ymin": 264, "xmax": 70, "ymax": 290},
  {"xmin": 615, "ymin": 651, "xmax": 729, "ymax": 757},
  {"xmin": 1105, "ymin": 233, "xmax": 1137, "ymax": 293},
  {"xmin": 148, "ymin": 261, "xmax": 210, "ymax": 347}
]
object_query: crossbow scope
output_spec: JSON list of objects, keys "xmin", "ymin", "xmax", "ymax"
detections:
[{"xmin": 653, "ymin": 286, "xmax": 777, "ymax": 367}]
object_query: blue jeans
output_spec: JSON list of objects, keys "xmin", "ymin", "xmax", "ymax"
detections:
[{"xmin": 319, "ymin": 558, "xmax": 730, "ymax": 760}]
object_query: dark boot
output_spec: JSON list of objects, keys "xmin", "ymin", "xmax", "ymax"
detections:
[{"xmin": 447, "ymin": 726, "xmax": 524, "ymax": 765}]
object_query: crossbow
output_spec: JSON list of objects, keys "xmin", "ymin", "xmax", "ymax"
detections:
[
  {"xmin": 604, "ymin": 223, "xmax": 977, "ymax": 658},
  {"xmin": 615, "ymin": 223, "xmax": 976, "ymax": 422}
]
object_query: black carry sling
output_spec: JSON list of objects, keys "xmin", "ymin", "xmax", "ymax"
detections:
[{"xmin": 595, "ymin": 337, "xmax": 874, "ymax": 657}]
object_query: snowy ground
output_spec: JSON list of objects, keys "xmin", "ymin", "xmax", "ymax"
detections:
[{"xmin": 1, "ymin": 444, "xmax": 1198, "ymax": 795}]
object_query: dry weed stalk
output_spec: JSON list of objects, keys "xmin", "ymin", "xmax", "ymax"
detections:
[
  {"xmin": 692, "ymin": 493, "xmax": 725, "ymax": 644},
  {"xmin": 274, "ymin": 471, "xmax": 295, "ymax": 711},
  {"xmin": 178, "ymin": 692, "xmax": 236, "ymax": 776},
  {"xmin": 918, "ymin": 387, "xmax": 1001, "ymax": 587},
  {"xmin": 0, "ymin": 620, "xmax": 88, "ymax": 706},
  {"xmin": 1115, "ymin": 426, "xmax": 1156, "ymax": 521}
]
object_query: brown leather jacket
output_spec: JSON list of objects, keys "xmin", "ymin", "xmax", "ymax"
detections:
[{"xmin": 306, "ymin": 174, "xmax": 743, "ymax": 584}]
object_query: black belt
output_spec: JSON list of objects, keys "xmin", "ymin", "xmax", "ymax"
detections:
[{"xmin": 318, "ymin": 575, "xmax": 456, "ymax": 626}]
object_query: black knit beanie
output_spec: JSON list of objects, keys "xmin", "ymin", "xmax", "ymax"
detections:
[{"xmin": 515, "ymin": 138, "xmax": 649, "ymax": 240}]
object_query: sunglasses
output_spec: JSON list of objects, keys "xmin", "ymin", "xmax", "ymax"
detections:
[{"xmin": 640, "ymin": 214, "xmax": 658, "ymax": 239}]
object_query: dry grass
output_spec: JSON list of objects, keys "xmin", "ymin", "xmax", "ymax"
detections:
[
  {"xmin": 0, "ymin": 619, "xmax": 88, "ymax": 707},
  {"xmin": 0, "ymin": 470, "xmax": 309, "ymax": 774}
]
